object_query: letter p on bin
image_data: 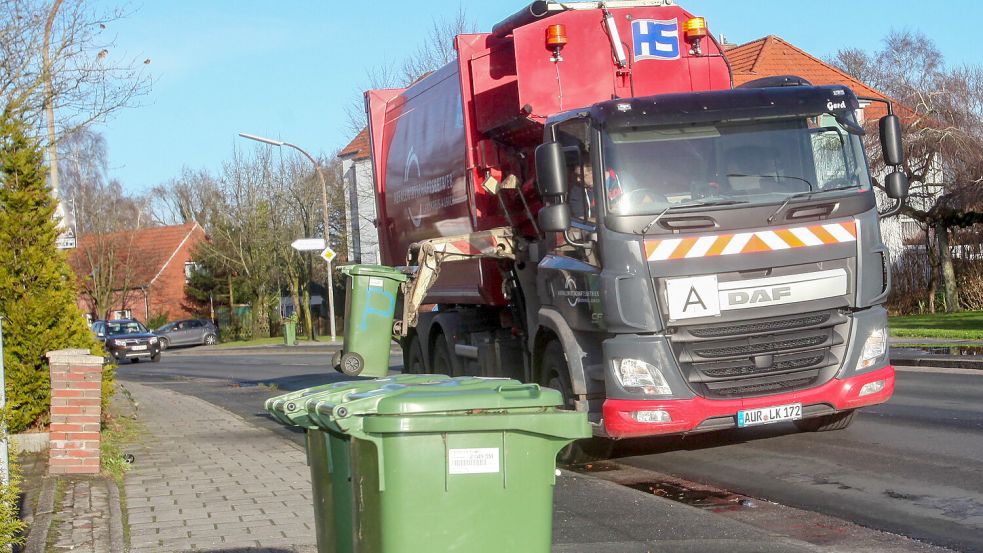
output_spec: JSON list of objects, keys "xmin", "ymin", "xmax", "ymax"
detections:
[{"xmin": 335, "ymin": 264, "xmax": 407, "ymax": 377}]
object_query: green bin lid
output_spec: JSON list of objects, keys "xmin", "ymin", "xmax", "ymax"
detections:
[
  {"xmin": 309, "ymin": 377, "xmax": 563, "ymax": 421},
  {"xmin": 339, "ymin": 263, "xmax": 408, "ymax": 281},
  {"xmin": 264, "ymin": 374, "xmax": 450, "ymax": 428}
]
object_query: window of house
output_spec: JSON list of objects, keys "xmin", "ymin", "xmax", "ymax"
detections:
[{"xmin": 185, "ymin": 262, "xmax": 201, "ymax": 281}]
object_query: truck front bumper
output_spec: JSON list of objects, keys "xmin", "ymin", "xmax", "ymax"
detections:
[{"xmin": 602, "ymin": 365, "xmax": 894, "ymax": 439}]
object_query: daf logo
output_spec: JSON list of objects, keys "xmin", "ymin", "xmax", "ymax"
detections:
[{"xmin": 728, "ymin": 286, "xmax": 792, "ymax": 305}]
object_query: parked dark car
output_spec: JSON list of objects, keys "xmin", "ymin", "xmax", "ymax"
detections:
[
  {"xmin": 154, "ymin": 319, "xmax": 219, "ymax": 350},
  {"xmin": 91, "ymin": 319, "xmax": 161, "ymax": 364}
]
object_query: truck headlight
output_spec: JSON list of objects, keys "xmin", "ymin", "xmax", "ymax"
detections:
[
  {"xmin": 856, "ymin": 327, "xmax": 887, "ymax": 371},
  {"xmin": 149, "ymin": 337, "xmax": 158, "ymax": 344},
  {"xmin": 113, "ymin": 339, "xmax": 127, "ymax": 347},
  {"xmin": 612, "ymin": 358, "xmax": 672, "ymax": 395}
]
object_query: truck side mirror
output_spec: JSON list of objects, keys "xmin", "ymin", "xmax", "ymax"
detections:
[
  {"xmin": 539, "ymin": 203, "xmax": 570, "ymax": 232},
  {"xmin": 879, "ymin": 114, "xmax": 904, "ymax": 166},
  {"xmin": 885, "ymin": 170, "xmax": 909, "ymax": 200},
  {"xmin": 535, "ymin": 142, "xmax": 568, "ymax": 198}
]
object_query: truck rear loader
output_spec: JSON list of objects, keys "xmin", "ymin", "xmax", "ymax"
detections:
[{"xmin": 360, "ymin": 0, "xmax": 909, "ymax": 453}]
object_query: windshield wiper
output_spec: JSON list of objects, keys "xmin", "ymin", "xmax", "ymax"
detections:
[
  {"xmin": 638, "ymin": 199, "xmax": 748, "ymax": 235},
  {"xmin": 766, "ymin": 185, "xmax": 860, "ymax": 224}
]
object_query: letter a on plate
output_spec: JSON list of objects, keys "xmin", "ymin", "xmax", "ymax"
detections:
[{"xmin": 665, "ymin": 275, "xmax": 720, "ymax": 320}]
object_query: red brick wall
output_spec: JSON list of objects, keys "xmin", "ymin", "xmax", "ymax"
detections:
[
  {"xmin": 74, "ymin": 225, "xmax": 207, "ymax": 325},
  {"xmin": 48, "ymin": 349, "xmax": 103, "ymax": 475}
]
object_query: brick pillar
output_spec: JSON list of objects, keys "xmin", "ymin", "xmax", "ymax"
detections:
[{"xmin": 47, "ymin": 349, "xmax": 103, "ymax": 475}]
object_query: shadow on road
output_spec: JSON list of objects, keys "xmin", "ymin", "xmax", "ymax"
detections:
[{"xmin": 611, "ymin": 422, "xmax": 802, "ymax": 459}]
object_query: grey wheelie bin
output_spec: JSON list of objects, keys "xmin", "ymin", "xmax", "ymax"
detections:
[
  {"xmin": 304, "ymin": 376, "xmax": 591, "ymax": 553},
  {"xmin": 265, "ymin": 374, "xmax": 451, "ymax": 553},
  {"xmin": 334, "ymin": 265, "xmax": 407, "ymax": 378}
]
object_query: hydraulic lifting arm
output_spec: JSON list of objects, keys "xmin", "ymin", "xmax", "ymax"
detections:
[{"xmin": 396, "ymin": 227, "xmax": 519, "ymax": 336}]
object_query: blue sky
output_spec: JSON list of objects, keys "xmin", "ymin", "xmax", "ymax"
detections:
[{"xmin": 88, "ymin": 1, "xmax": 983, "ymax": 194}]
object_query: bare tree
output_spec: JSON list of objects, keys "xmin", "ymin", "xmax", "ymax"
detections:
[
  {"xmin": 1, "ymin": 0, "xmax": 151, "ymax": 134},
  {"xmin": 151, "ymin": 167, "xmax": 224, "ymax": 227},
  {"xmin": 58, "ymin": 127, "xmax": 152, "ymax": 234},
  {"xmin": 832, "ymin": 30, "xmax": 983, "ymax": 312},
  {"xmin": 343, "ymin": 6, "xmax": 475, "ymax": 135},
  {"xmin": 69, "ymin": 228, "xmax": 164, "ymax": 319}
]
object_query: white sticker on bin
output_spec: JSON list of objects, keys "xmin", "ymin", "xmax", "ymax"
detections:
[
  {"xmin": 368, "ymin": 277, "xmax": 384, "ymax": 287},
  {"xmin": 448, "ymin": 448, "xmax": 500, "ymax": 474}
]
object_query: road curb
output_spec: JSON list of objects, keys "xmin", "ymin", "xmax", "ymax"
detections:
[{"xmin": 890, "ymin": 355, "xmax": 983, "ymax": 370}]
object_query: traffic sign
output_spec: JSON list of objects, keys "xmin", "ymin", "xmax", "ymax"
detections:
[
  {"xmin": 320, "ymin": 247, "xmax": 336, "ymax": 264},
  {"xmin": 56, "ymin": 230, "xmax": 76, "ymax": 250},
  {"xmin": 291, "ymin": 238, "xmax": 326, "ymax": 251}
]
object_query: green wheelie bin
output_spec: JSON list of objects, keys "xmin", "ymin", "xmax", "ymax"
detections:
[
  {"xmin": 265, "ymin": 374, "xmax": 452, "ymax": 553},
  {"xmin": 335, "ymin": 265, "xmax": 407, "ymax": 378},
  {"xmin": 283, "ymin": 320, "xmax": 297, "ymax": 346},
  {"xmin": 306, "ymin": 377, "xmax": 591, "ymax": 553}
]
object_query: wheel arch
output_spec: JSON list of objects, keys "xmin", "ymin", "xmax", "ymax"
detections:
[{"xmin": 533, "ymin": 307, "xmax": 589, "ymax": 397}]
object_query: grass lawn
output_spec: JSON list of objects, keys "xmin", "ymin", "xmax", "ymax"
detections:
[
  {"xmin": 889, "ymin": 311, "xmax": 983, "ymax": 340},
  {"xmin": 214, "ymin": 335, "xmax": 329, "ymax": 348}
]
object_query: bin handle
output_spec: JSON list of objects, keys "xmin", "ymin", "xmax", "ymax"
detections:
[
  {"xmin": 495, "ymin": 383, "xmax": 541, "ymax": 398},
  {"xmin": 315, "ymin": 402, "xmax": 351, "ymax": 419}
]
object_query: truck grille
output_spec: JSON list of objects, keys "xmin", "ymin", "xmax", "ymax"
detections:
[{"xmin": 670, "ymin": 310, "xmax": 846, "ymax": 399}]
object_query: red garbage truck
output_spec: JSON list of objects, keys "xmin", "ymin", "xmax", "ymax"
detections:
[{"xmin": 362, "ymin": 0, "xmax": 909, "ymax": 451}]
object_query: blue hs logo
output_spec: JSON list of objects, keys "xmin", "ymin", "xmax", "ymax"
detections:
[{"xmin": 632, "ymin": 18, "xmax": 680, "ymax": 61}]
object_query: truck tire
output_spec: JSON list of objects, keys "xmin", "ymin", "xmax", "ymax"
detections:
[
  {"xmin": 542, "ymin": 341, "xmax": 613, "ymax": 465},
  {"xmin": 794, "ymin": 409, "xmax": 856, "ymax": 432},
  {"xmin": 431, "ymin": 336, "xmax": 454, "ymax": 376},
  {"xmin": 151, "ymin": 351, "xmax": 161, "ymax": 363},
  {"xmin": 403, "ymin": 335, "xmax": 425, "ymax": 374}
]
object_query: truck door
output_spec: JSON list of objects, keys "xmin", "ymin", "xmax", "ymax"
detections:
[{"xmin": 539, "ymin": 118, "xmax": 604, "ymax": 332}]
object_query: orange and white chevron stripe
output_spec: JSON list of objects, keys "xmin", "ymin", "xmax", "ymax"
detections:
[{"xmin": 644, "ymin": 220, "xmax": 857, "ymax": 261}]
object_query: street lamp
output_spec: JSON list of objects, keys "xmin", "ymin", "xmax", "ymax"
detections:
[{"xmin": 238, "ymin": 132, "xmax": 337, "ymax": 341}]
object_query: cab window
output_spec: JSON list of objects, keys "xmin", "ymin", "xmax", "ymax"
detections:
[{"xmin": 554, "ymin": 119, "xmax": 596, "ymax": 223}]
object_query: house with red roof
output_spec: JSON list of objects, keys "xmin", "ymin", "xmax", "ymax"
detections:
[
  {"xmin": 339, "ymin": 128, "xmax": 381, "ymax": 265},
  {"xmin": 68, "ymin": 223, "xmax": 207, "ymax": 324},
  {"xmin": 724, "ymin": 35, "xmax": 932, "ymax": 256}
]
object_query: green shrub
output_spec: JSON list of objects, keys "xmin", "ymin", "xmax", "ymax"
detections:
[
  {"xmin": 0, "ymin": 451, "xmax": 26, "ymax": 549},
  {"xmin": 0, "ymin": 111, "xmax": 103, "ymax": 432}
]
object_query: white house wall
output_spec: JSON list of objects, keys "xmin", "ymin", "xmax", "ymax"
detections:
[{"xmin": 341, "ymin": 156, "xmax": 380, "ymax": 265}]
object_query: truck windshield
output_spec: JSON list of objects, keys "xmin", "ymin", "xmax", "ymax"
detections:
[{"xmin": 601, "ymin": 114, "xmax": 869, "ymax": 216}]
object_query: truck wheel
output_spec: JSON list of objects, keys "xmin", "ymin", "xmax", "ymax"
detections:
[
  {"xmin": 542, "ymin": 341, "xmax": 613, "ymax": 465},
  {"xmin": 794, "ymin": 409, "xmax": 856, "ymax": 432},
  {"xmin": 151, "ymin": 352, "xmax": 161, "ymax": 363},
  {"xmin": 403, "ymin": 335, "xmax": 425, "ymax": 374},
  {"xmin": 338, "ymin": 352, "xmax": 365, "ymax": 377},
  {"xmin": 431, "ymin": 336, "xmax": 454, "ymax": 376}
]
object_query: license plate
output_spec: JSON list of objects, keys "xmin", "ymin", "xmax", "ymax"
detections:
[
  {"xmin": 737, "ymin": 403, "xmax": 801, "ymax": 427},
  {"xmin": 130, "ymin": 344, "xmax": 147, "ymax": 351}
]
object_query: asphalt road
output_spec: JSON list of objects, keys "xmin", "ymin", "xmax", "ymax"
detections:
[{"xmin": 119, "ymin": 350, "xmax": 983, "ymax": 552}]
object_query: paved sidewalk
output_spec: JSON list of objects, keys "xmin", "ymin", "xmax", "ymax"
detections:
[
  {"xmin": 49, "ymin": 479, "xmax": 115, "ymax": 552},
  {"xmin": 123, "ymin": 382, "xmax": 316, "ymax": 552}
]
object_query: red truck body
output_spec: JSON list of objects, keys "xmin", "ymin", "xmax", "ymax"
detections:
[{"xmin": 367, "ymin": 3, "xmax": 729, "ymax": 304}]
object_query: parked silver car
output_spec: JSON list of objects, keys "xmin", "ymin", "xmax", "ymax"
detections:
[{"xmin": 154, "ymin": 319, "xmax": 219, "ymax": 350}]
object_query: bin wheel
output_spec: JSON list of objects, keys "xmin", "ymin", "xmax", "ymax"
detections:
[
  {"xmin": 338, "ymin": 352, "xmax": 365, "ymax": 377},
  {"xmin": 542, "ymin": 341, "xmax": 614, "ymax": 465},
  {"xmin": 403, "ymin": 335, "xmax": 425, "ymax": 374}
]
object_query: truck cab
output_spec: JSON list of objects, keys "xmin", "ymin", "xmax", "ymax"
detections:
[{"xmin": 533, "ymin": 84, "xmax": 903, "ymax": 438}]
